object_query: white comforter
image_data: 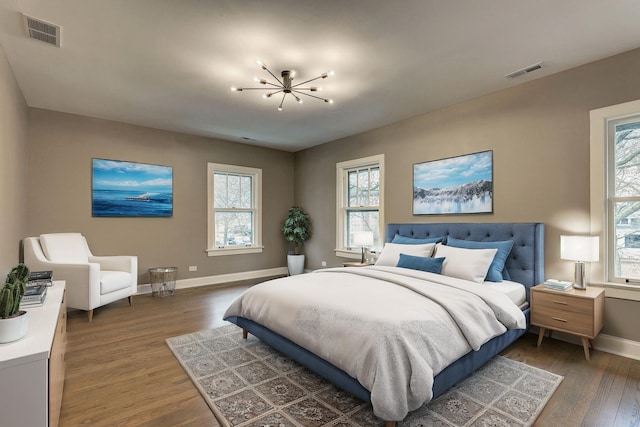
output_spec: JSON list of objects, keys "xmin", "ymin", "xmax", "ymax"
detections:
[{"xmin": 224, "ymin": 266, "xmax": 526, "ymax": 421}]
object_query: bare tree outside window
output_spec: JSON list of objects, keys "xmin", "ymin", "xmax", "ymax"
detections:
[
  {"xmin": 346, "ymin": 166, "xmax": 381, "ymax": 247},
  {"xmin": 213, "ymin": 172, "xmax": 254, "ymax": 247}
]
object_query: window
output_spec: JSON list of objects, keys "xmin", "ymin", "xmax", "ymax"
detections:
[
  {"xmin": 591, "ymin": 99, "xmax": 640, "ymax": 299},
  {"xmin": 607, "ymin": 116, "xmax": 640, "ymax": 282},
  {"xmin": 207, "ymin": 163, "xmax": 262, "ymax": 256},
  {"xmin": 335, "ymin": 155, "xmax": 384, "ymax": 258}
]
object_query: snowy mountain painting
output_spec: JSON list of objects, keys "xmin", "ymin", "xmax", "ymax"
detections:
[{"xmin": 413, "ymin": 150, "xmax": 493, "ymax": 215}]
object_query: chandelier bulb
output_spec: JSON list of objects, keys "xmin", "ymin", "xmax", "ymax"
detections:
[{"xmin": 277, "ymin": 106, "xmax": 283, "ymax": 111}]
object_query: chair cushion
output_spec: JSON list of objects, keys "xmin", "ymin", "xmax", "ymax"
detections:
[
  {"xmin": 100, "ymin": 271, "xmax": 132, "ymax": 295},
  {"xmin": 40, "ymin": 233, "xmax": 89, "ymax": 263}
]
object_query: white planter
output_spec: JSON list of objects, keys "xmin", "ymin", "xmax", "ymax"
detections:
[
  {"xmin": 0, "ymin": 311, "xmax": 29, "ymax": 343},
  {"xmin": 287, "ymin": 254, "xmax": 305, "ymax": 275}
]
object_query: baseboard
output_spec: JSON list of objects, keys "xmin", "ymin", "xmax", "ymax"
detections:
[
  {"xmin": 136, "ymin": 267, "xmax": 288, "ymax": 295},
  {"xmin": 593, "ymin": 333, "xmax": 640, "ymax": 361},
  {"xmin": 529, "ymin": 327, "xmax": 640, "ymax": 361}
]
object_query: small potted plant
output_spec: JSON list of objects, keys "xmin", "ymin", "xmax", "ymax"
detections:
[
  {"xmin": 0, "ymin": 263, "xmax": 30, "ymax": 343},
  {"xmin": 282, "ymin": 206, "xmax": 312, "ymax": 275}
]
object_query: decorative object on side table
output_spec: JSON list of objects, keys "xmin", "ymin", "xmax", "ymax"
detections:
[
  {"xmin": 282, "ymin": 206, "xmax": 312, "ymax": 275},
  {"xmin": 27, "ymin": 270, "xmax": 52, "ymax": 287},
  {"xmin": 560, "ymin": 235, "xmax": 599, "ymax": 289},
  {"xmin": 531, "ymin": 284, "xmax": 604, "ymax": 360},
  {"xmin": 0, "ymin": 263, "xmax": 30, "ymax": 343},
  {"xmin": 353, "ymin": 231, "xmax": 374, "ymax": 264}
]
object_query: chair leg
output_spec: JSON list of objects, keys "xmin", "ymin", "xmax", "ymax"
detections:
[
  {"xmin": 128, "ymin": 295, "xmax": 133, "ymax": 306},
  {"xmin": 88, "ymin": 309, "xmax": 93, "ymax": 322}
]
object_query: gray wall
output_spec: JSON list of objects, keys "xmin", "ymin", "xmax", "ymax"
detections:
[
  {"xmin": 26, "ymin": 109, "xmax": 294, "ymax": 283},
  {"xmin": 0, "ymin": 43, "xmax": 28, "ymax": 278},
  {"xmin": 294, "ymin": 48, "xmax": 640, "ymax": 342}
]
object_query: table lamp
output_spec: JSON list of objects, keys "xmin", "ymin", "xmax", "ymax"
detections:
[
  {"xmin": 353, "ymin": 231, "xmax": 374, "ymax": 264},
  {"xmin": 560, "ymin": 235, "xmax": 599, "ymax": 289}
]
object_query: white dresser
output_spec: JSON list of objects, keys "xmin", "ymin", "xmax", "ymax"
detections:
[{"xmin": 0, "ymin": 281, "xmax": 66, "ymax": 427}]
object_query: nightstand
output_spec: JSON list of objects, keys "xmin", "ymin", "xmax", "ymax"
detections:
[
  {"xmin": 342, "ymin": 262, "xmax": 371, "ymax": 267},
  {"xmin": 531, "ymin": 284, "xmax": 604, "ymax": 360}
]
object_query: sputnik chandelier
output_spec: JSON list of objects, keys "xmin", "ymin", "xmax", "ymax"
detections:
[{"xmin": 231, "ymin": 60, "xmax": 334, "ymax": 111}]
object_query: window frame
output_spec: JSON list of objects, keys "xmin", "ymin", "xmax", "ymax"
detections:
[
  {"xmin": 606, "ymin": 115, "xmax": 640, "ymax": 284},
  {"xmin": 206, "ymin": 163, "xmax": 263, "ymax": 256},
  {"xmin": 590, "ymin": 99, "xmax": 640, "ymax": 299},
  {"xmin": 335, "ymin": 154, "xmax": 385, "ymax": 259}
]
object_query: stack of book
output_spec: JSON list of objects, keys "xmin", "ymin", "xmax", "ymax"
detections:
[
  {"xmin": 27, "ymin": 270, "xmax": 53, "ymax": 287},
  {"xmin": 21, "ymin": 283, "xmax": 48, "ymax": 307},
  {"xmin": 543, "ymin": 279, "xmax": 573, "ymax": 291}
]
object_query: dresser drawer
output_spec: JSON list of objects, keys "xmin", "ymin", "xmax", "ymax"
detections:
[
  {"xmin": 532, "ymin": 305, "xmax": 596, "ymax": 337},
  {"xmin": 531, "ymin": 290, "xmax": 593, "ymax": 315}
]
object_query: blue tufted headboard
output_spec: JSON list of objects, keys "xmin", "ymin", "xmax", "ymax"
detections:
[{"xmin": 386, "ymin": 223, "xmax": 544, "ymax": 301}]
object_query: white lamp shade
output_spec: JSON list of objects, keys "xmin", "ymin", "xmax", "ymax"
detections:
[
  {"xmin": 560, "ymin": 235, "xmax": 599, "ymax": 262},
  {"xmin": 353, "ymin": 231, "xmax": 374, "ymax": 247}
]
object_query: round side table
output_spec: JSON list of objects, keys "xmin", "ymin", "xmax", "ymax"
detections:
[{"xmin": 148, "ymin": 267, "xmax": 178, "ymax": 297}]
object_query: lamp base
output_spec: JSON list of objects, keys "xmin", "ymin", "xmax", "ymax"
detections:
[{"xmin": 573, "ymin": 261, "xmax": 587, "ymax": 290}]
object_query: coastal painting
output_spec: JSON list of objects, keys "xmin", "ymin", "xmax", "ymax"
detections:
[
  {"xmin": 92, "ymin": 158, "xmax": 173, "ymax": 217},
  {"xmin": 413, "ymin": 150, "xmax": 493, "ymax": 215}
]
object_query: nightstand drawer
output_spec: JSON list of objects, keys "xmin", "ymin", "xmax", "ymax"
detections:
[
  {"xmin": 531, "ymin": 305, "xmax": 595, "ymax": 337},
  {"xmin": 531, "ymin": 290, "xmax": 593, "ymax": 315}
]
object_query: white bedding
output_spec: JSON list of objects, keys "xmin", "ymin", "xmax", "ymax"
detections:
[
  {"xmin": 224, "ymin": 266, "xmax": 526, "ymax": 421},
  {"xmin": 486, "ymin": 280, "xmax": 526, "ymax": 306}
]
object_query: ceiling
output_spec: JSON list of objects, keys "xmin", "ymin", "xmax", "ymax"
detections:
[{"xmin": 1, "ymin": 1, "xmax": 640, "ymax": 152}]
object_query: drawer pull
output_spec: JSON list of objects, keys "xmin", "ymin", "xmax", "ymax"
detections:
[
  {"xmin": 552, "ymin": 300, "xmax": 568, "ymax": 305},
  {"xmin": 552, "ymin": 317, "xmax": 568, "ymax": 323}
]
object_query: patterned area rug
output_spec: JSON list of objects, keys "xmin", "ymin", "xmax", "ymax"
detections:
[{"xmin": 166, "ymin": 324, "xmax": 562, "ymax": 427}]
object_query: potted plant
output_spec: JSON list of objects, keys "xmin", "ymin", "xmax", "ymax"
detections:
[
  {"xmin": 0, "ymin": 263, "xmax": 30, "ymax": 343},
  {"xmin": 282, "ymin": 206, "xmax": 312, "ymax": 275}
]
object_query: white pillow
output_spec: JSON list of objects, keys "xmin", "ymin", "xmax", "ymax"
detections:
[
  {"xmin": 375, "ymin": 242, "xmax": 435, "ymax": 267},
  {"xmin": 434, "ymin": 244, "xmax": 498, "ymax": 283}
]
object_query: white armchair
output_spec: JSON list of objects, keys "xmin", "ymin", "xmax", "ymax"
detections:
[{"xmin": 23, "ymin": 233, "xmax": 138, "ymax": 321}]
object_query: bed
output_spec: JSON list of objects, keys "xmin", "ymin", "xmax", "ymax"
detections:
[{"xmin": 224, "ymin": 222, "xmax": 544, "ymax": 425}]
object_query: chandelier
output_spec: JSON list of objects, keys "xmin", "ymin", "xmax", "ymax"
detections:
[{"xmin": 231, "ymin": 60, "xmax": 334, "ymax": 111}]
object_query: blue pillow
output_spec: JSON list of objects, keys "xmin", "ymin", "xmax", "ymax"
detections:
[
  {"xmin": 392, "ymin": 234, "xmax": 444, "ymax": 245},
  {"xmin": 445, "ymin": 237, "xmax": 514, "ymax": 282},
  {"xmin": 396, "ymin": 254, "xmax": 445, "ymax": 274}
]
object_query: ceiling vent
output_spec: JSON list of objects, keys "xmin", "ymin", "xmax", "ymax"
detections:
[
  {"xmin": 504, "ymin": 62, "xmax": 543, "ymax": 79},
  {"xmin": 22, "ymin": 14, "xmax": 61, "ymax": 47}
]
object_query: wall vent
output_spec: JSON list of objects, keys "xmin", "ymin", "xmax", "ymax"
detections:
[
  {"xmin": 505, "ymin": 62, "xmax": 543, "ymax": 79},
  {"xmin": 22, "ymin": 14, "xmax": 61, "ymax": 47}
]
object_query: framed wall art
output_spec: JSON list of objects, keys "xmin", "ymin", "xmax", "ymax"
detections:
[
  {"xmin": 413, "ymin": 150, "xmax": 493, "ymax": 215},
  {"xmin": 92, "ymin": 158, "xmax": 173, "ymax": 217}
]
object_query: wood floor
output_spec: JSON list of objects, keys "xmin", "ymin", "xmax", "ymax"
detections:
[{"xmin": 60, "ymin": 282, "xmax": 640, "ymax": 427}]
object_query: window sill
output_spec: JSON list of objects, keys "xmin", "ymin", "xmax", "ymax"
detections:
[
  {"xmin": 334, "ymin": 249, "xmax": 360, "ymax": 260},
  {"xmin": 590, "ymin": 281, "xmax": 640, "ymax": 301},
  {"xmin": 207, "ymin": 246, "xmax": 264, "ymax": 257}
]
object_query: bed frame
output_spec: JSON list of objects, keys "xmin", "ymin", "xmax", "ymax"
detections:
[{"xmin": 226, "ymin": 222, "xmax": 544, "ymax": 425}]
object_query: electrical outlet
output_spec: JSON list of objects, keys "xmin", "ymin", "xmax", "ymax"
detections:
[
  {"xmin": 188, "ymin": 265, "xmax": 197, "ymax": 272},
  {"xmin": 321, "ymin": 261, "xmax": 327, "ymax": 267}
]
